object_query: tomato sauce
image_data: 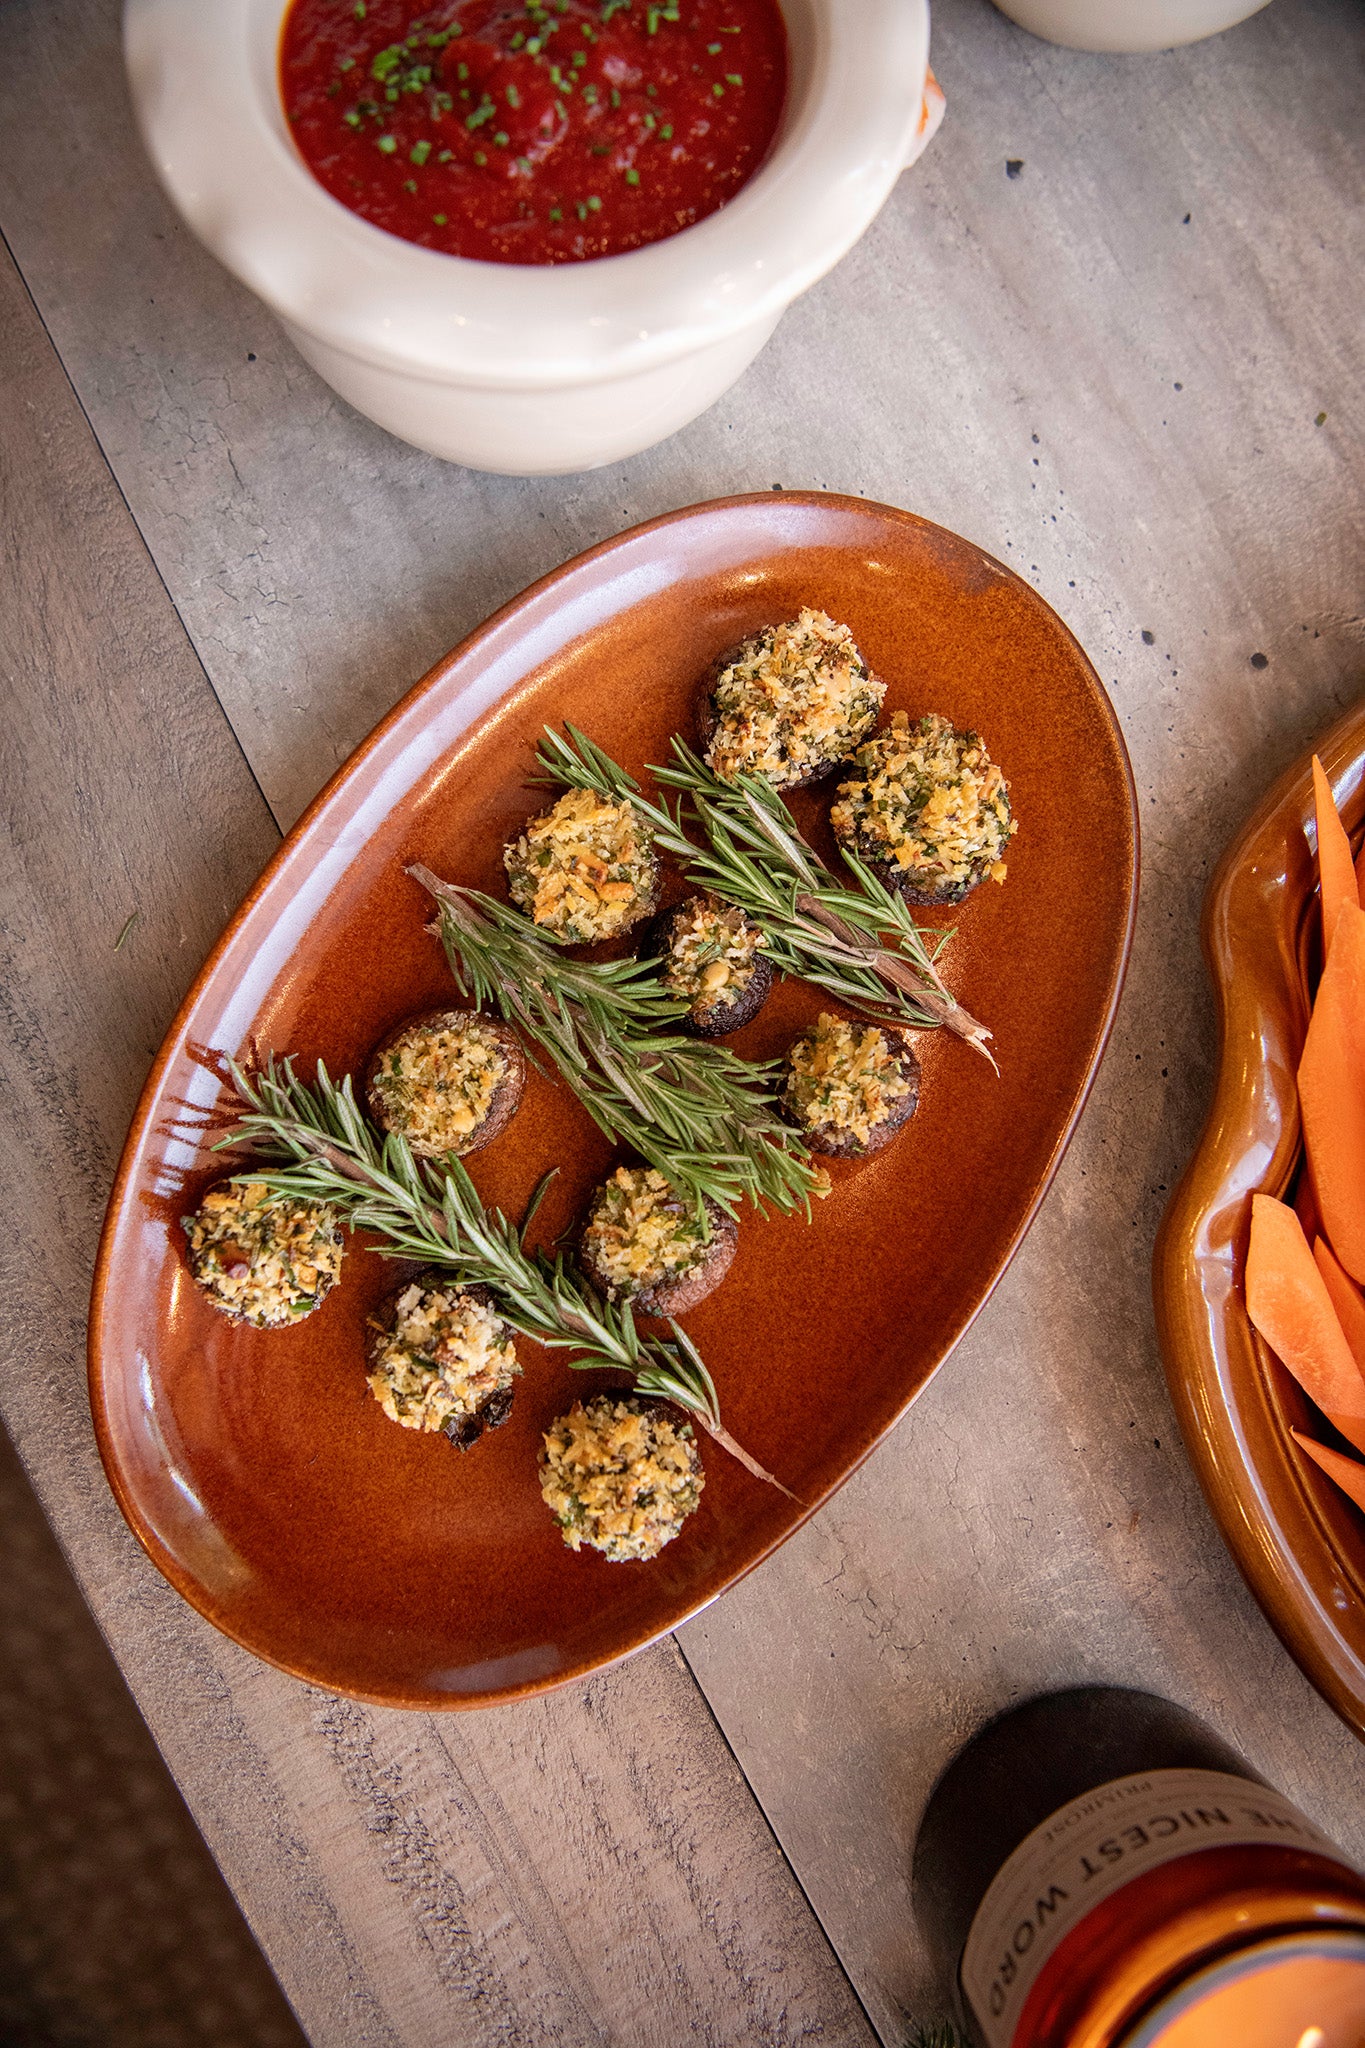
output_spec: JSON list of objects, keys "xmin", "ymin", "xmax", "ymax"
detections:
[{"xmin": 280, "ymin": 0, "xmax": 788, "ymax": 266}]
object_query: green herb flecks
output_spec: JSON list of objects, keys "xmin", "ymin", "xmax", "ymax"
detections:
[
  {"xmin": 534, "ymin": 726, "xmax": 994, "ymax": 1061},
  {"xmin": 223, "ymin": 1055, "xmax": 795, "ymax": 1494},
  {"xmin": 409, "ymin": 867, "xmax": 827, "ymax": 1223}
]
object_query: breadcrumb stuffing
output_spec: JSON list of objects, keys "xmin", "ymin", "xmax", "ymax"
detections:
[
  {"xmin": 784, "ymin": 1013, "xmax": 917, "ymax": 1149},
  {"xmin": 581, "ymin": 1166, "xmax": 710, "ymax": 1299},
  {"xmin": 539, "ymin": 1396, "xmax": 703, "ymax": 1561},
  {"xmin": 183, "ymin": 1180, "xmax": 343, "ymax": 1328},
  {"xmin": 504, "ymin": 786, "xmax": 657, "ymax": 943},
  {"xmin": 705, "ymin": 609, "xmax": 885, "ymax": 787},
  {"xmin": 367, "ymin": 1280, "xmax": 519, "ymax": 1433},
  {"xmin": 660, "ymin": 895, "xmax": 766, "ymax": 1008},
  {"xmin": 831, "ymin": 711, "xmax": 1015, "ymax": 894},
  {"xmin": 370, "ymin": 1013, "xmax": 511, "ymax": 1158}
]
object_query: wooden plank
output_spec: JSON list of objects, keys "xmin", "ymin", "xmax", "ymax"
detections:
[
  {"xmin": 4, "ymin": 0, "xmax": 1365, "ymax": 2040},
  {"xmin": 0, "ymin": 239, "xmax": 875, "ymax": 2046}
]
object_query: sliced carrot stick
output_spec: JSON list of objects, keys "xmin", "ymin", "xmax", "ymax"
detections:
[
  {"xmin": 1245, "ymin": 1194, "xmax": 1365, "ymax": 1457},
  {"xmin": 1298, "ymin": 904, "xmax": 1365, "ymax": 1285},
  {"xmin": 1314, "ymin": 1237, "xmax": 1365, "ymax": 1385},
  {"xmin": 1312, "ymin": 755, "xmax": 1357, "ymax": 959},
  {"xmin": 1356, "ymin": 835, "xmax": 1365, "ymax": 910},
  {"xmin": 1291, "ymin": 1429, "xmax": 1365, "ymax": 1517}
]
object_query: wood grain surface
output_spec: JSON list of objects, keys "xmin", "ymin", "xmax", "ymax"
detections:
[
  {"xmin": 1, "ymin": 0, "xmax": 1364, "ymax": 2041},
  {"xmin": 0, "ymin": 238, "xmax": 873, "ymax": 2044}
]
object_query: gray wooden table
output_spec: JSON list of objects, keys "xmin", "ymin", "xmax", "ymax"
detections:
[{"xmin": 2, "ymin": 1, "xmax": 1363, "ymax": 2040}]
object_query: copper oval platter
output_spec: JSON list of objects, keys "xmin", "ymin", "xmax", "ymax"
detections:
[
  {"xmin": 1155, "ymin": 701, "xmax": 1365, "ymax": 1741},
  {"xmin": 90, "ymin": 493, "xmax": 1137, "ymax": 1709}
]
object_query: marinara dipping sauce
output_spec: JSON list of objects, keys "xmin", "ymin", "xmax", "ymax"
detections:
[{"xmin": 279, "ymin": 0, "xmax": 788, "ymax": 266}]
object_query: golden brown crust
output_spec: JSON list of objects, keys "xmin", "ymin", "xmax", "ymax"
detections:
[
  {"xmin": 364, "ymin": 1271, "xmax": 516, "ymax": 1450},
  {"xmin": 643, "ymin": 897, "xmax": 775, "ymax": 1037},
  {"xmin": 694, "ymin": 613, "xmax": 884, "ymax": 791},
  {"xmin": 578, "ymin": 1182, "xmax": 739, "ymax": 1317},
  {"xmin": 840, "ymin": 837, "xmax": 982, "ymax": 907},
  {"xmin": 695, "ymin": 649, "xmax": 845, "ymax": 792},
  {"xmin": 365, "ymin": 1008, "xmax": 526, "ymax": 1159},
  {"xmin": 781, "ymin": 1018, "xmax": 922, "ymax": 1158}
]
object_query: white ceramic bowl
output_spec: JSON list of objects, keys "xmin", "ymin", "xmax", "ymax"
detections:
[
  {"xmin": 124, "ymin": 0, "xmax": 934, "ymax": 475},
  {"xmin": 991, "ymin": 0, "xmax": 1271, "ymax": 53}
]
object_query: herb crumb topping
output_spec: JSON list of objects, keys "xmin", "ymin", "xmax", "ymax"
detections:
[
  {"xmin": 539, "ymin": 1395, "xmax": 703, "ymax": 1560},
  {"xmin": 705, "ymin": 608, "xmax": 885, "ymax": 787}
]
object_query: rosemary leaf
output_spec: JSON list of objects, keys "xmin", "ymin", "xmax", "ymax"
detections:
[
  {"xmin": 408, "ymin": 867, "xmax": 827, "ymax": 1222},
  {"xmin": 218, "ymin": 1055, "xmax": 795, "ymax": 1494},
  {"xmin": 534, "ymin": 724, "xmax": 994, "ymax": 1061}
]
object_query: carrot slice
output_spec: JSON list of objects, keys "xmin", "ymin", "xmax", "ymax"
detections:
[
  {"xmin": 1298, "ymin": 903, "xmax": 1365, "ymax": 1285},
  {"xmin": 1245, "ymin": 1194, "xmax": 1365, "ymax": 1456},
  {"xmin": 1314, "ymin": 1237, "xmax": 1365, "ymax": 1384},
  {"xmin": 1291, "ymin": 1429, "xmax": 1365, "ymax": 1517},
  {"xmin": 1312, "ymin": 755, "xmax": 1357, "ymax": 959},
  {"xmin": 1356, "ymin": 835, "xmax": 1365, "ymax": 910}
]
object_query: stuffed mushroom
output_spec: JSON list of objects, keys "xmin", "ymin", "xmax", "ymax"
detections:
[
  {"xmin": 182, "ymin": 1178, "xmax": 344, "ymax": 1328},
  {"xmin": 538, "ymin": 1395, "xmax": 704, "ymax": 1562},
  {"xmin": 830, "ymin": 710, "xmax": 1015, "ymax": 907},
  {"xmin": 503, "ymin": 785, "xmax": 659, "ymax": 944},
  {"xmin": 365, "ymin": 1273, "xmax": 519, "ymax": 1449},
  {"xmin": 646, "ymin": 893, "xmax": 774, "ymax": 1036},
  {"xmin": 781, "ymin": 1012, "xmax": 921, "ymax": 1158},
  {"xmin": 366, "ymin": 1009, "xmax": 525, "ymax": 1161},
  {"xmin": 698, "ymin": 607, "xmax": 885, "ymax": 790},
  {"xmin": 579, "ymin": 1165, "xmax": 738, "ymax": 1316}
]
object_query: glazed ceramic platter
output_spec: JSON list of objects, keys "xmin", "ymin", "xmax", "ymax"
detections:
[
  {"xmin": 1155, "ymin": 704, "xmax": 1365, "ymax": 1741},
  {"xmin": 90, "ymin": 493, "xmax": 1137, "ymax": 1709}
]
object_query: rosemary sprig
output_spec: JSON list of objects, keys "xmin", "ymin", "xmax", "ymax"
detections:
[
  {"xmin": 534, "ymin": 725, "xmax": 994, "ymax": 1062},
  {"xmin": 220, "ymin": 1055, "xmax": 796, "ymax": 1496},
  {"xmin": 408, "ymin": 866, "xmax": 826, "ymax": 1223}
]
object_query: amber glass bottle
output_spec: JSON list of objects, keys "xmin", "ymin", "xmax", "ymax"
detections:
[{"xmin": 913, "ymin": 1687, "xmax": 1365, "ymax": 2048}]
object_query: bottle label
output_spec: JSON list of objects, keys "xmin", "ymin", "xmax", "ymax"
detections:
[{"xmin": 960, "ymin": 1767, "xmax": 1343, "ymax": 2048}]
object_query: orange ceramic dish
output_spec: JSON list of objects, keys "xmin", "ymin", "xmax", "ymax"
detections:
[
  {"xmin": 89, "ymin": 493, "xmax": 1136, "ymax": 1710},
  {"xmin": 1155, "ymin": 701, "xmax": 1365, "ymax": 1743}
]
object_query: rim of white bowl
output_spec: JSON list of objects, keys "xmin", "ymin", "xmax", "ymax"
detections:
[{"xmin": 123, "ymin": 0, "xmax": 930, "ymax": 390}]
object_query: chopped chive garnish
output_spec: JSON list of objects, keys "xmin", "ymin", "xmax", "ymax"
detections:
[
  {"xmin": 457, "ymin": 60, "xmax": 468, "ymax": 78},
  {"xmin": 587, "ymin": 192, "xmax": 602, "ymax": 210},
  {"xmin": 725, "ymin": 72, "xmax": 742, "ymax": 84},
  {"xmin": 516, "ymin": 155, "xmax": 532, "ymax": 172},
  {"xmin": 474, "ymin": 148, "xmax": 487, "ymax": 163},
  {"xmin": 659, "ymin": 122, "xmax": 673, "ymax": 138},
  {"xmin": 549, "ymin": 205, "xmax": 563, "ymax": 220},
  {"xmin": 712, "ymin": 81, "xmax": 724, "ymax": 96},
  {"xmin": 344, "ymin": 110, "xmax": 362, "ymax": 127},
  {"xmin": 353, "ymin": 0, "xmax": 365, "ymax": 15},
  {"xmin": 410, "ymin": 138, "xmax": 431, "ymax": 165},
  {"xmin": 438, "ymin": 147, "xmax": 453, "ymax": 160},
  {"xmin": 466, "ymin": 98, "xmax": 496, "ymax": 128},
  {"xmin": 338, "ymin": 55, "xmax": 355, "ymax": 71},
  {"xmin": 572, "ymin": 49, "xmax": 587, "ymax": 66},
  {"xmin": 493, "ymin": 130, "xmax": 510, "ymax": 145},
  {"xmin": 403, "ymin": 178, "xmax": 417, "ymax": 192},
  {"xmin": 506, "ymin": 82, "xmax": 522, "ymax": 107},
  {"xmin": 576, "ymin": 200, "xmax": 588, "ymax": 219},
  {"xmin": 610, "ymin": 87, "xmax": 621, "ymax": 106},
  {"xmin": 377, "ymin": 133, "xmax": 397, "ymax": 151},
  {"xmin": 625, "ymin": 167, "xmax": 640, "ymax": 185},
  {"xmin": 707, "ymin": 41, "xmax": 721, "ymax": 52},
  {"xmin": 432, "ymin": 212, "xmax": 448, "ymax": 225}
]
